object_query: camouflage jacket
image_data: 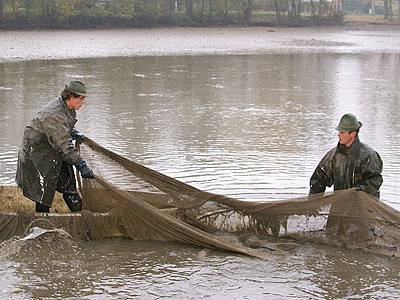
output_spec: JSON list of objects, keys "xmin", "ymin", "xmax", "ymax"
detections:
[{"xmin": 16, "ymin": 97, "xmax": 82, "ymax": 207}]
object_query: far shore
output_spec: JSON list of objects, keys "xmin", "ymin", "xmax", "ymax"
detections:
[{"xmin": 0, "ymin": 22, "xmax": 399, "ymax": 63}]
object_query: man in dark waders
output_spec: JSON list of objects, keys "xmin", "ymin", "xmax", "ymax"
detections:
[
  {"xmin": 309, "ymin": 113, "xmax": 383, "ymax": 199},
  {"xmin": 16, "ymin": 80, "xmax": 95, "ymax": 213}
]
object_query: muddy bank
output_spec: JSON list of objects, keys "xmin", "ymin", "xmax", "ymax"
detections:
[{"xmin": 0, "ymin": 25, "xmax": 400, "ymax": 62}]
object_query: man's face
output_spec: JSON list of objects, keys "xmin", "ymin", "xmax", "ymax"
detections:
[
  {"xmin": 68, "ymin": 95, "xmax": 86, "ymax": 110},
  {"xmin": 338, "ymin": 130, "xmax": 356, "ymax": 146}
]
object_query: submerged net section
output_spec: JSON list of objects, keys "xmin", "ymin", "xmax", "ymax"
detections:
[
  {"xmin": 80, "ymin": 138, "xmax": 400, "ymax": 258},
  {"xmin": 0, "ymin": 186, "xmax": 123, "ymax": 242},
  {"xmin": 181, "ymin": 190, "xmax": 400, "ymax": 257}
]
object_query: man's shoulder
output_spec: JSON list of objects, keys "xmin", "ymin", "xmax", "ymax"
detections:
[
  {"xmin": 359, "ymin": 141, "xmax": 382, "ymax": 163},
  {"xmin": 320, "ymin": 146, "xmax": 337, "ymax": 161},
  {"xmin": 359, "ymin": 141, "xmax": 379, "ymax": 155},
  {"xmin": 327, "ymin": 144, "xmax": 340, "ymax": 155},
  {"xmin": 34, "ymin": 98, "xmax": 66, "ymax": 120},
  {"xmin": 40, "ymin": 98, "xmax": 65, "ymax": 113}
]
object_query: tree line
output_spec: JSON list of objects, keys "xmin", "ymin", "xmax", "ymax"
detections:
[{"xmin": 0, "ymin": 0, "xmax": 348, "ymax": 29}]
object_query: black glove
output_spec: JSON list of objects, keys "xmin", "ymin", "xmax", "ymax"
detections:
[
  {"xmin": 75, "ymin": 160, "xmax": 94, "ymax": 179},
  {"xmin": 71, "ymin": 130, "xmax": 86, "ymax": 142}
]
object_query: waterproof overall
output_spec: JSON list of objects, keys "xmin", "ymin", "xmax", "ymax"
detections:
[
  {"xmin": 309, "ymin": 137, "xmax": 383, "ymax": 199},
  {"xmin": 16, "ymin": 97, "xmax": 83, "ymax": 212}
]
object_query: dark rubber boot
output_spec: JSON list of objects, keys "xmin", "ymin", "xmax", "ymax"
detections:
[
  {"xmin": 63, "ymin": 193, "xmax": 82, "ymax": 212},
  {"xmin": 35, "ymin": 202, "xmax": 50, "ymax": 213}
]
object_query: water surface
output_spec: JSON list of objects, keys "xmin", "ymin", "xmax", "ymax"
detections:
[
  {"xmin": 0, "ymin": 52, "xmax": 400, "ymax": 298},
  {"xmin": 1, "ymin": 53, "xmax": 399, "ymax": 205},
  {"xmin": 1, "ymin": 239, "xmax": 399, "ymax": 299}
]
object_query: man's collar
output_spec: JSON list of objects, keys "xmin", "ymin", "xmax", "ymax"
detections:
[{"xmin": 337, "ymin": 136, "xmax": 361, "ymax": 155}]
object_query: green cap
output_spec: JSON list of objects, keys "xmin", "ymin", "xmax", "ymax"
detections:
[
  {"xmin": 64, "ymin": 80, "xmax": 86, "ymax": 97},
  {"xmin": 335, "ymin": 113, "xmax": 362, "ymax": 131}
]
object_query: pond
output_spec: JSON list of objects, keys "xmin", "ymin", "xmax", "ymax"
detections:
[{"xmin": 0, "ymin": 28, "xmax": 399, "ymax": 299}]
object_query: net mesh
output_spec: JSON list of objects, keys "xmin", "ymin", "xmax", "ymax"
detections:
[{"xmin": 79, "ymin": 138, "xmax": 400, "ymax": 258}]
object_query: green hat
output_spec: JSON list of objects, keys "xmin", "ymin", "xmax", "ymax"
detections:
[
  {"xmin": 64, "ymin": 80, "xmax": 86, "ymax": 97},
  {"xmin": 335, "ymin": 113, "xmax": 362, "ymax": 132}
]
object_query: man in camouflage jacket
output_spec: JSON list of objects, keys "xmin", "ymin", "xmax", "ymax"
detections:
[
  {"xmin": 16, "ymin": 81, "xmax": 94, "ymax": 212},
  {"xmin": 309, "ymin": 113, "xmax": 383, "ymax": 199}
]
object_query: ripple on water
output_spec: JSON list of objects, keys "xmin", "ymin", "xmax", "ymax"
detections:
[{"xmin": 0, "ymin": 52, "xmax": 400, "ymax": 298}]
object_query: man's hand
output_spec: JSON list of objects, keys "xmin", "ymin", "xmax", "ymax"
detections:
[
  {"xmin": 75, "ymin": 160, "xmax": 94, "ymax": 179},
  {"xmin": 71, "ymin": 130, "xmax": 86, "ymax": 142}
]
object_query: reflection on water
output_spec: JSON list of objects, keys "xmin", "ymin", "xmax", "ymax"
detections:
[{"xmin": 1, "ymin": 53, "xmax": 400, "ymax": 298}]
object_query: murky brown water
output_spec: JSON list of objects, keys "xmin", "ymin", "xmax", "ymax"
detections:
[
  {"xmin": 1, "ymin": 238, "xmax": 399, "ymax": 299},
  {"xmin": 0, "ymin": 28, "xmax": 400, "ymax": 298}
]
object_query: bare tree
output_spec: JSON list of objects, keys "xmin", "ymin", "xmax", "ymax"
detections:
[
  {"xmin": 243, "ymin": 0, "xmax": 252, "ymax": 24},
  {"xmin": 207, "ymin": 0, "xmax": 215, "ymax": 16},
  {"xmin": 42, "ymin": 0, "xmax": 57, "ymax": 17},
  {"xmin": 185, "ymin": 0, "xmax": 193, "ymax": 17},
  {"xmin": 297, "ymin": 0, "xmax": 302, "ymax": 17},
  {"xmin": 164, "ymin": 0, "xmax": 176, "ymax": 17},
  {"xmin": 370, "ymin": 0, "xmax": 375, "ymax": 15},
  {"xmin": 329, "ymin": 0, "xmax": 343, "ymax": 17},
  {"xmin": 398, "ymin": 0, "xmax": 400, "ymax": 21},
  {"xmin": 290, "ymin": 0, "xmax": 296, "ymax": 19},
  {"xmin": 0, "ymin": 0, "xmax": 3, "ymax": 19},
  {"xmin": 275, "ymin": 0, "xmax": 287, "ymax": 19},
  {"xmin": 310, "ymin": 0, "xmax": 316, "ymax": 17},
  {"xmin": 318, "ymin": 0, "xmax": 322, "ymax": 16},
  {"xmin": 223, "ymin": 0, "xmax": 228, "ymax": 20},
  {"xmin": 200, "ymin": 0, "xmax": 206, "ymax": 18},
  {"xmin": 275, "ymin": 0, "xmax": 281, "ymax": 19},
  {"xmin": 383, "ymin": 0, "xmax": 393, "ymax": 19}
]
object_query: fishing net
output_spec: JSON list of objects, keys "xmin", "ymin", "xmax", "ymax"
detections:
[
  {"xmin": 0, "ymin": 186, "xmax": 123, "ymax": 242},
  {"xmin": 78, "ymin": 139, "xmax": 264, "ymax": 258},
  {"xmin": 79, "ymin": 138, "xmax": 400, "ymax": 258}
]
